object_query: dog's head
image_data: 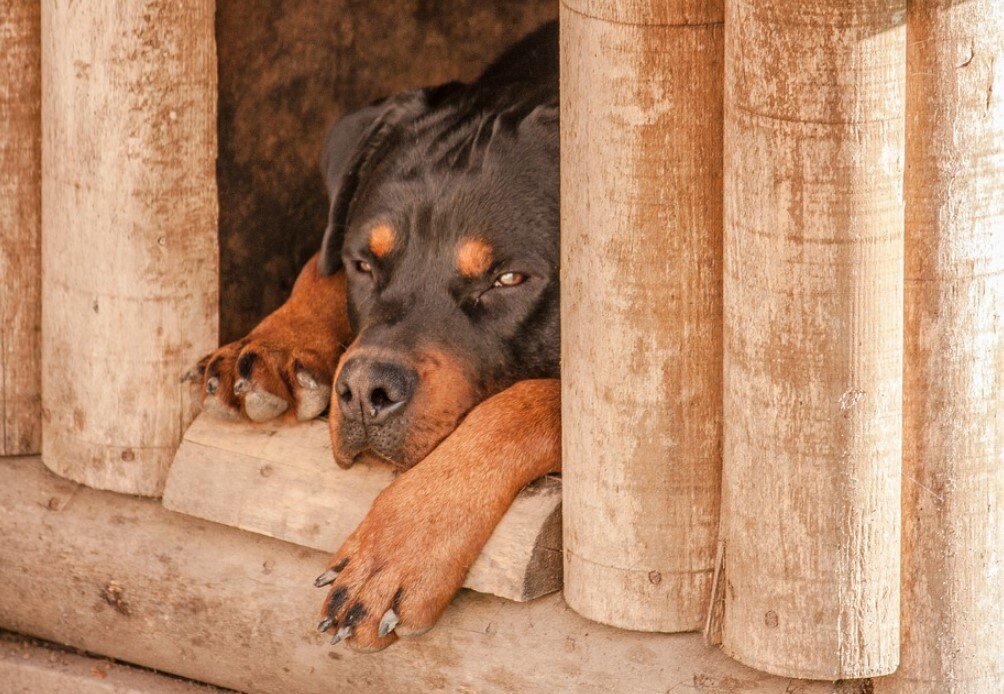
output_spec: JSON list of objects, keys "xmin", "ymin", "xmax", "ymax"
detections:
[{"xmin": 318, "ymin": 85, "xmax": 559, "ymax": 469}]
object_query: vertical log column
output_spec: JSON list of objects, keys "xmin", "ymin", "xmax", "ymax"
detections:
[
  {"xmin": 0, "ymin": 1, "xmax": 41, "ymax": 456},
  {"xmin": 719, "ymin": 0, "xmax": 905, "ymax": 679},
  {"xmin": 880, "ymin": 2, "xmax": 1004, "ymax": 692},
  {"xmin": 561, "ymin": 1, "xmax": 724, "ymax": 631},
  {"xmin": 41, "ymin": 2, "xmax": 218, "ymax": 496}
]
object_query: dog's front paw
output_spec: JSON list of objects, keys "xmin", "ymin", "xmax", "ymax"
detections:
[
  {"xmin": 315, "ymin": 470, "xmax": 486, "ymax": 652},
  {"xmin": 184, "ymin": 336, "xmax": 335, "ymax": 423}
]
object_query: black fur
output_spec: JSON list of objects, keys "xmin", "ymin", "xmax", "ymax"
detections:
[{"xmin": 319, "ymin": 21, "xmax": 560, "ymax": 392}]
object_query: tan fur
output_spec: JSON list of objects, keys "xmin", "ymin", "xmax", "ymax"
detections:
[
  {"xmin": 368, "ymin": 224, "xmax": 396, "ymax": 258},
  {"xmin": 196, "ymin": 254, "xmax": 352, "ymax": 421},
  {"xmin": 319, "ymin": 379, "xmax": 561, "ymax": 651},
  {"xmin": 456, "ymin": 238, "xmax": 493, "ymax": 277}
]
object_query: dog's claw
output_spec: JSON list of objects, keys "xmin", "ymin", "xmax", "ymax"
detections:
[
  {"xmin": 205, "ymin": 376, "xmax": 220, "ymax": 394},
  {"xmin": 181, "ymin": 365, "xmax": 205, "ymax": 383},
  {"xmin": 233, "ymin": 378, "xmax": 250, "ymax": 395},
  {"xmin": 317, "ymin": 618, "xmax": 335, "ymax": 633},
  {"xmin": 314, "ymin": 568, "xmax": 340, "ymax": 588},
  {"xmin": 331, "ymin": 626, "xmax": 352, "ymax": 645},
  {"xmin": 296, "ymin": 370, "xmax": 319, "ymax": 389},
  {"xmin": 378, "ymin": 609, "xmax": 399, "ymax": 637}
]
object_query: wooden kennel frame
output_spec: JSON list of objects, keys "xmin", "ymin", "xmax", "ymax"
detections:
[{"xmin": 1, "ymin": 1, "xmax": 1001, "ymax": 691}]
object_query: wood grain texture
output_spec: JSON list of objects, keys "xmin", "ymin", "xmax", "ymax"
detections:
[
  {"xmin": 0, "ymin": 633, "xmax": 226, "ymax": 694},
  {"xmin": 162, "ymin": 413, "xmax": 563, "ymax": 602},
  {"xmin": 40, "ymin": 1, "xmax": 219, "ymax": 496},
  {"xmin": 0, "ymin": 0, "xmax": 41, "ymax": 456},
  {"xmin": 0, "ymin": 456, "xmax": 835, "ymax": 694},
  {"xmin": 878, "ymin": 2, "xmax": 1004, "ymax": 692},
  {"xmin": 720, "ymin": 0, "xmax": 905, "ymax": 679},
  {"xmin": 560, "ymin": 1, "xmax": 724, "ymax": 632}
]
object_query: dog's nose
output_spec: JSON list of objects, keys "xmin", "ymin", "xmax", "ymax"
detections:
[{"xmin": 335, "ymin": 357, "xmax": 416, "ymax": 425}]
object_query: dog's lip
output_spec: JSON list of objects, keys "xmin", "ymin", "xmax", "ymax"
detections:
[
  {"xmin": 360, "ymin": 449, "xmax": 409, "ymax": 470},
  {"xmin": 335, "ymin": 444, "xmax": 408, "ymax": 472}
]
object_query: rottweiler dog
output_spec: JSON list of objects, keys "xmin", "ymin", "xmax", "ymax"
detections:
[{"xmin": 190, "ymin": 21, "xmax": 560, "ymax": 651}]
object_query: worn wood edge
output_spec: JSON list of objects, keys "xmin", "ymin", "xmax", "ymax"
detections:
[
  {"xmin": 0, "ymin": 456, "xmax": 833, "ymax": 694},
  {"xmin": 0, "ymin": 0, "xmax": 42, "ymax": 456},
  {"xmin": 163, "ymin": 413, "xmax": 563, "ymax": 602},
  {"xmin": 0, "ymin": 631, "xmax": 228, "ymax": 693}
]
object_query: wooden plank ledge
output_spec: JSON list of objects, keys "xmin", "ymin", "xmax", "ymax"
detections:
[
  {"xmin": 162, "ymin": 413, "xmax": 562, "ymax": 602},
  {"xmin": 0, "ymin": 457, "xmax": 840, "ymax": 694}
]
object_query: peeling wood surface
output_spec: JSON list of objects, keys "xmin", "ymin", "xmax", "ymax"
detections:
[
  {"xmin": 163, "ymin": 413, "xmax": 562, "ymax": 602},
  {"xmin": 40, "ymin": 1, "xmax": 219, "ymax": 495},
  {"xmin": 560, "ymin": 0, "xmax": 724, "ymax": 632},
  {"xmin": 0, "ymin": 0, "xmax": 41, "ymax": 456},
  {"xmin": 720, "ymin": 0, "xmax": 905, "ymax": 680},
  {"xmin": 879, "ymin": 2, "xmax": 1004, "ymax": 692},
  {"xmin": 0, "ymin": 456, "xmax": 833, "ymax": 694}
]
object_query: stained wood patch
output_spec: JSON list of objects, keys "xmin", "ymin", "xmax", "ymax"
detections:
[{"xmin": 163, "ymin": 413, "xmax": 562, "ymax": 602}]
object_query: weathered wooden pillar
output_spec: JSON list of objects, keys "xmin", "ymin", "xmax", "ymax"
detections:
[
  {"xmin": 879, "ymin": 2, "xmax": 1004, "ymax": 692},
  {"xmin": 0, "ymin": 1, "xmax": 42, "ymax": 456},
  {"xmin": 561, "ymin": 1, "xmax": 724, "ymax": 631},
  {"xmin": 718, "ymin": 0, "xmax": 905, "ymax": 678},
  {"xmin": 41, "ymin": 1, "xmax": 218, "ymax": 496}
]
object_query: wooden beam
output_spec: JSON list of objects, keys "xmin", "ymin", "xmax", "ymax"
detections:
[
  {"xmin": 560, "ymin": 0, "xmax": 724, "ymax": 633},
  {"xmin": 0, "ymin": 456, "xmax": 837, "ymax": 694},
  {"xmin": 163, "ymin": 413, "xmax": 562, "ymax": 602},
  {"xmin": 880, "ymin": 2, "xmax": 1004, "ymax": 692},
  {"xmin": 40, "ymin": 1, "xmax": 218, "ymax": 495},
  {"xmin": 0, "ymin": 632, "xmax": 225, "ymax": 693},
  {"xmin": 720, "ymin": 0, "xmax": 905, "ymax": 680},
  {"xmin": 0, "ymin": 0, "xmax": 41, "ymax": 456}
]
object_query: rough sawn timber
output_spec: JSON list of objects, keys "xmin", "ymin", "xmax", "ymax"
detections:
[{"xmin": 163, "ymin": 413, "xmax": 562, "ymax": 602}]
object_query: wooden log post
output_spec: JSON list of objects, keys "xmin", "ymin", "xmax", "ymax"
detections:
[
  {"xmin": 717, "ymin": 0, "xmax": 905, "ymax": 679},
  {"xmin": 40, "ymin": 2, "xmax": 218, "ymax": 496},
  {"xmin": 561, "ymin": 1, "xmax": 724, "ymax": 631},
  {"xmin": 0, "ymin": 0, "xmax": 42, "ymax": 456},
  {"xmin": 879, "ymin": 2, "xmax": 1004, "ymax": 692}
]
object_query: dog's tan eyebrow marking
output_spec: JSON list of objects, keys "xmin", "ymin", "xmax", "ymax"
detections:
[
  {"xmin": 368, "ymin": 224, "xmax": 396, "ymax": 258},
  {"xmin": 456, "ymin": 238, "xmax": 494, "ymax": 277}
]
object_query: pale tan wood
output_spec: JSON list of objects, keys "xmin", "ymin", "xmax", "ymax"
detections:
[
  {"xmin": 162, "ymin": 413, "xmax": 562, "ymax": 602},
  {"xmin": 878, "ymin": 2, "xmax": 1004, "ymax": 692},
  {"xmin": 40, "ymin": 1, "xmax": 218, "ymax": 496},
  {"xmin": 720, "ymin": 0, "xmax": 906, "ymax": 679},
  {"xmin": 0, "ymin": 456, "xmax": 834, "ymax": 694},
  {"xmin": 0, "ymin": 633, "xmax": 226, "ymax": 694},
  {"xmin": 0, "ymin": 0, "xmax": 41, "ymax": 456},
  {"xmin": 560, "ymin": 0, "xmax": 724, "ymax": 632}
]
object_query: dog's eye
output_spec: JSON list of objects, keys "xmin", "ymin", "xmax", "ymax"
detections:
[
  {"xmin": 492, "ymin": 271, "xmax": 525, "ymax": 288},
  {"xmin": 354, "ymin": 260, "xmax": 373, "ymax": 275}
]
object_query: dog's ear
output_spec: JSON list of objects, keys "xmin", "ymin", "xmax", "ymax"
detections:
[{"xmin": 317, "ymin": 90, "xmax": 431, "ymax": 275}]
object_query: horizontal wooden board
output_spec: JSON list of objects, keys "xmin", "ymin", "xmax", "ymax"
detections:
[
  {"xmin": 163, "ymin": 413, "xmax": 562, "ymax": 601},
  {"xmin": 0, "ymin": 456, "xmax": 838, "ymax": 694}
]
